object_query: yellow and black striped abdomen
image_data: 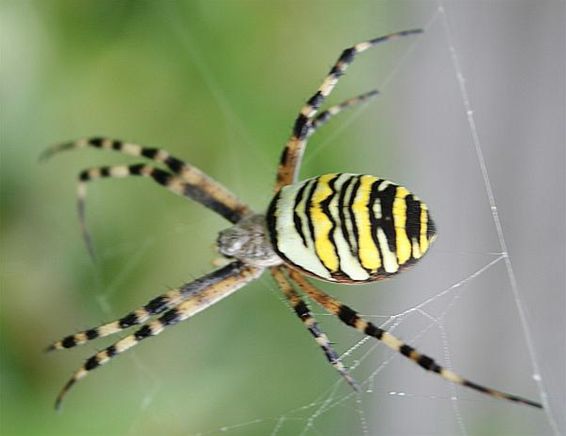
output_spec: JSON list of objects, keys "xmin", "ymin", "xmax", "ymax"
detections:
[{"xmin": 266, "ymin": 173, "xmax": 437, "ymax": 283}]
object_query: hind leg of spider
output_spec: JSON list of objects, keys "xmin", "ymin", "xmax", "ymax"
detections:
[
  {"xmin": 289, "ymin": 270, "xmax": 542, "ymax": 409},
  {"xmin": 275, "ymin": 29, "xmax": 423, "ymax": 191},
  {"xmin": 54, "ymin": 261, "xmax": 263, "ymax": 410},
  {"xmin": 271, "ymin": 267, "xmax": 359, "ymax": 391},
  {"xmin": 42, "ymin": 137, "xmax": 252, "ymax": 223}
]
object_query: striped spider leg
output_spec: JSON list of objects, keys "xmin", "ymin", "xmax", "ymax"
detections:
[
  {"xmin": 275, "ymin": 29, "xmax": 422, "ymax": 192},
  {"xmin": 271, "ymin": 266, "xmax": 359, "ymax": 391},
  {"xmin": 52, "ymin": 261, "xmax": 263, "ymax": 409},
  {"xmin": 42, "ymin": 138, "xmax": 252, "ymax": 257},
  {"xmin": 287, "ymin": 269, "xmax": 542, "ymax": 409},
  {"xmin": 307, "ymin": 89, "xmax": 379, "ymax": 138}
]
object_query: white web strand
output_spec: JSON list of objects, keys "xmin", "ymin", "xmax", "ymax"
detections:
[
  {"xmin": 292, "ymin": 256, "xmax": 504, "ymax": 436},
  {"xmin": 437, "ymin": 2, "xmax": 558, "ymax": 434}
]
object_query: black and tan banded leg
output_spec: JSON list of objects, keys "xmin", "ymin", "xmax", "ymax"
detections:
[
  {"xmin": 47, "ymin": 285, "xmax": 190, "ymax": 352},
  {"xmin": 288, "ymin": 270, "xmax": 542, "ymax": 409},
  {"xmin": 42, "ymin": 137, "xmax": 252, "ymax": 223},
  {"xmin": 275, "ymin": 29, "xmax": 423, "ymax": 192},
  {"xmin": 271, "ymin": 267, "xmax": 359, "ymax": 391},
  {"xmin": 75, "ymin": 162, "xmax": 251, "ymax": 257},
  {"xmin": 307, "ymin": 89, "xmax": 379, "ymax": 138},
  {"xmin": 73, "ymin": 164, "xmax": 182, "ymax": 257},
  {"xmin": 53, "ymin": 261, "xmax": 263, "ymax": 410}
]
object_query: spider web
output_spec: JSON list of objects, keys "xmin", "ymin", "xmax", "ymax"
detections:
[{"xmin": 78, "ymin": 3, "xmax": 563, "ymax": 435}]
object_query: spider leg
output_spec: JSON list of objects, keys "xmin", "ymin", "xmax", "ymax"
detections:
[
  {"xmin": 289, "ymin": 270, "xmax": 542, "ymax": 409},
  {"xmin": 74, "ymin": 163, "xmax": 250, "ymax": 257},
  {"xmin": 47, "ymin": 284, "xmax": 192, "ymax": 352},
  {"xmin": 41, "ymin": 137, "xmax": 252, "ymax": 223},
  {"xmin": 307, "ymin": 90, "xmax": 379, "ymax": 138},
  {"xmin": 275, "ymin": 29, "xmax": 422, "ymax": 192},
  {"xmin": 53, "ymin": 261, "xmax": 263, "ymax": 410},
  {"xmin": 271, "ymin": 267, "xmax": 359, "ymax": 391}
]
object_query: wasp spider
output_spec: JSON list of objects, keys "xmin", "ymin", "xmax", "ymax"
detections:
[{"xmin": 44, "ymin": 29, "xmax": 542, "ymax": 410}]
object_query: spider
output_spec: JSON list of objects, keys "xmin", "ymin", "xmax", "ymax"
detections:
[{"xmin": 44, "ymin": 29, "xmax": 542, "ymax": 411}]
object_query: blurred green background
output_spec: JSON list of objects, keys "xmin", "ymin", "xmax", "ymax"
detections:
[{"xmin": 1, "ymin": 1, "xmax": 563, "ymax": 435}]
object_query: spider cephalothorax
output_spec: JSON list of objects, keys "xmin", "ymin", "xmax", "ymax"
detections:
[
  {"xmin": 44, "ymin": 29, "xmax": 541, "ymax": 411},
  {"xmin": 217, "ymin": 214, "xmax": 282, "ymax": 267}
]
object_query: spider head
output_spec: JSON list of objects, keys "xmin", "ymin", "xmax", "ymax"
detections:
[{"xmin": 217, "ymin": 214, "xmax": 283, "ymax": 268}]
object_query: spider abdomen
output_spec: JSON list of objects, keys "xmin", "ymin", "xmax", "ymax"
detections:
[{"xmin": 266, "ymin": 173, "xmax": 437, "ymax": 283}]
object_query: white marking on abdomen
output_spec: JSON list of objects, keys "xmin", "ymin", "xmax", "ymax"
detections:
[
  {"xmin": 377, "ymin": 228, "xmax": 399, "ymax": 273},
  {"xmin": 276, "ymin": 183, "xmax": 331, "ymax": 280},
  {"xmin": 331, "ymin": 174, "xmax": 369, "ymax": 281}
]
